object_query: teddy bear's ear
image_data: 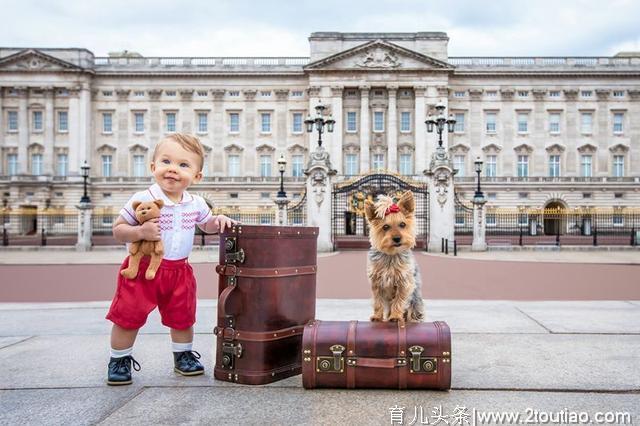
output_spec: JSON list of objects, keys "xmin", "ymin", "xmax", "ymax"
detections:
[
  {"xmin": 153, "ymin": 199, "xmax": 164, "ymax": 209},
  {"xmin": 132, "ymin": 201, "xmax": 142, "ymax": 211}
]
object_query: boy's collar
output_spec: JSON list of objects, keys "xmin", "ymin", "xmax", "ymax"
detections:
[{"xmin": 148, "ymin": 183, "xmax": 194, "ymax": 206}]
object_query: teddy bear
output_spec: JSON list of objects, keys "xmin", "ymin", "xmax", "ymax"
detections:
[{"xmin": 120, "ymin": 199, "xmax": 165, "ymax": 281}]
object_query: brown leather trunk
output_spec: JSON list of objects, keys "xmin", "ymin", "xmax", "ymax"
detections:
[
  {"xmin": 214, "ymin": 225, "xmax": 318, "ymax": 385},
  {"xmin": 302, "ymin": 320, "xmax": 451, "ymax": 390}
]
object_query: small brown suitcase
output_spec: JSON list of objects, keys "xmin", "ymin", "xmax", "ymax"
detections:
[
  {"xmin": 302, "ymin": 320, "xmax": 451, "ymax": 390},
  {"xmin": 214, "ymin": 225, "xmax": 318, "ymax": 385}
]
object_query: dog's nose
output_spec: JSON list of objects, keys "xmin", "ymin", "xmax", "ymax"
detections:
[{"xmin": 392, "ymin": 236, "xmax": 402, "ymax": 244}]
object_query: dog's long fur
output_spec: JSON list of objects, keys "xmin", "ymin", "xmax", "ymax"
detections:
[{"xmin": 365, "ymin": 191, "xmax": 425, "ymax": 323}]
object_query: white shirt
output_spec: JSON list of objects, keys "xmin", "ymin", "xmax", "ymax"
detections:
[{"xmin": 120, "ymin": 183, "xmax": 213, "ymax": 260}]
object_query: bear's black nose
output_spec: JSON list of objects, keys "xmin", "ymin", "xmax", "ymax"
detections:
[{"xmin": 392, "ymin": 236, "xmax": 401, "ymax": 243}]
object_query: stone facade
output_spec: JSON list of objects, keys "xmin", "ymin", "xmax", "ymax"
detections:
[{"xmin": 0, "ymin": 33, "xmax": 639, "ymax": 216}]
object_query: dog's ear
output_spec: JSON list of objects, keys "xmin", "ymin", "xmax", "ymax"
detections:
[
  {"xmin": 132, "ymin": 201, "xmax": 142, "ymax": 212},
  {"xmin": 153, "ymin": 199, "xmax": 164, "ymax": 209},
  {"xmin": 364, "ymin": 199, "xmax": 378, "ymax": 223},
  {"xmin": 398, "ymin": 191, "xmax": 415, "ymax": 215}
]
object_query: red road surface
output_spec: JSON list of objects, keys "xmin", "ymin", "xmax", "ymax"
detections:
[{"xmin": 0, "ymin": 252, "xmax": 638, "ymax": 302}]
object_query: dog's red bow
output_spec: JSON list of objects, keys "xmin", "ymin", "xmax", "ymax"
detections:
[{"xmin": 385, "ymin": 204, "xmax": 400, "ymax": 216}]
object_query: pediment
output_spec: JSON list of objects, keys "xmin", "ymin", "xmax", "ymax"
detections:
[
  {"xmin": 128, "ymin": 143, "xmax": 148, "ymax": 152},
  {"xmin": 201, "ymin": 143, "xmax": 213, "ymax": 153},
  {"xmin": 0, "ymin": 49, "xmax": 87, "ymax": 73},
  {"xmin": 481, "ymin": 143, "xmax": 502, "ymax": 153},
  {"xmin": 577, "ymin": 143, "xmax": 598, "ymax": 153},
  {"xmin": 448, "ymin": 143, "xmax": 470, "ymax": 153},
  {"xmin": 608, "ymin": 143, "xmax": 629, "ymax": 153},
  {"xmin": 256, "ymin": 143, "xmax": 276, "ymax": 152},
  {"xmin": 304, "ymin": 40, "xmax": 453, "ymax": 72},
  {"xmin": 286, "ymin": 143, "xmax": 307, "ymax": 153},
  {"xmin": 513, "ymin": 143, "xmax": 534, "ymax": 153},
  {"xmin": 224, "ymin": 143, "xmax": 244, "ymax": 152},
  {"xmin": 545, "ymin": 143, "xmax": 566, "ymax": 153},
  {"xmin": 96, "ymin": 143, "xmax": 117, "ymax": 152}
]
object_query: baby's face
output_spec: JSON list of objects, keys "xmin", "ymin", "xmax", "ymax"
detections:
[{"xmin": 150, "ymin": 140, "xmax": 202, "ymax": 197}]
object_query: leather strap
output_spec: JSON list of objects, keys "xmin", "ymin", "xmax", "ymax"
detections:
[
  {"xmin": 398, "ymin": 322, "xmax": 407, "ymax": 390},
  {"xmin": 216, "ymin": 264, "xmax": 316, "ymax": 278},
  {"xmin": 346, "ymin": 320, "xmax": 357, "ymax": 389},
  {"xmin": 217, "ymin": 280, "xmax": 237, "ymax": 328},
  {"xmin": 214, "ymin": 324, "xmax": 305, "ymax": 342},
  {"xmin": 351, "ymin": 357, "xmax": 398, "ymax": 369},
  {"xmin": 310, "ymin": 320, "xmax": 319, "ymax": 389}
]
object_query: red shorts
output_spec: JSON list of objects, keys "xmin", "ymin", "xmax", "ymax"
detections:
[{"xmin": 106, "ymin": 256, "xmax": 197, "ymax": 330}]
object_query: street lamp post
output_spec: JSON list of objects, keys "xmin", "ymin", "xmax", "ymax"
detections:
[
  {"xmin": 305, "ymin": 103, "xmax": 335, "ymax": 148},
  {"xmin": 425, "ymin": 101, "xmax": 456, "ymax": 148},
  {"xmin": 474, "ymin": 157, "xmax": 484, "ymax": 200},
  {"xmin": 277, "ymin": 154, "xmax": 287, "ymax": 198},
  {"xmin": 80, "ymin": 161, "xmax": 91, "ymax": 203}
]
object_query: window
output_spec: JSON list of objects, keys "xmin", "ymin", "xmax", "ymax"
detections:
[
  {"xmin": 197, "ymin": 112, "xmax": 208, "ymax": 133},
  {"xmin": 517, "ymin": 155, "xmax": 529, "ymax": 177},
  {"xmin": 549, "ymin": 91, "xmax": 561, "ymax": 98},
  {"xmin": 548, "ymin": 155, "xmax": 560, "ymax": 177},
  {"xmin": 346, "ymin": 112, "xmax": 357, "ymax": 132},
  {"xmin": 102, "ymin": 90, "xmax": 113, "ymax": 97},
  {"xmin": 485, "ymin": 112, "xmax": 496, "ymax": 133},
  {"xmin": 614, "ymin": 192, "xmax": 624, "ymax": 199},
  {"xmin": 292, "ymin": 154, "xmax": 304, "ymax": 177},
  {"xmin": 613, "ymin": 113, "xmax": 624, "ymax": 134},
  {"xmin": 8, "ymin": 154, "xmax": 18, "ymax": 175},
  {"xmin": 260, "ymin": 155, "xmax": 272, "ymax": 176},
  {"xmin": 228, "ymin": 154, "xmax": 240, "ymax": 176},
  {"xmin": 485, "ymin": 155, "xmax": 497, "ymax": 177},
  {"xmin": 399, "ymin": 154, "xmax": 412, "ymax": 175},
  {"xmin": 166, "ymin": 112, "xmax": 176, "ymax": 132},
  {"xmin": 455, "ymin": 211, "xmax": 465, "ymax": 226},
  {"xmin": 581, "ymin": 90, "xmax": 592, "ymax": 98},
  {"xmin": 31, "ymin": 154, "xmax": 43, "ymax": 175},
  {"xmin": 197, "ymin": 91, "xmax": 208, "ymax": 97},
  {"xmin": 518, "ymin": 91, "xmax": 529, "ymax": 98},
  {"xmin": 57, "ymin": 111, "xmax": 68, "ymax": 132},
  {"xmin": 134, "ymin": 91, "xmax": 144, "ymax": 97},
  {"xmin": 374, "ymin": 90, "xmax": 384, "ymax": 97},
  {"xmin": 549, "ymin": 113, "xmax": 560, "ymax": 133},
  {"xmin": 517, "ymin": 113, "xmax": 528, "ymax": 133},
  {"xmin": 487, "ymin": 193, "xmax": 497, "ymax": 200},
  {"xmin": 229, "ymin": 192, "xmax": 239, "ymax": 199},
  {"xmin": 102, "ymin": 155, "xmax": 112, "ymax": 177},
  {"xmin": 291, "ymin": 91, "xmax": 303, "ymax": 97},
  {"xmin": 613, "ymin": 155, "xmax": 624, "ymax": 177},
  {"xmin": 8, "ymin": 111, "xmax": 18, "ymax": 131},
  {"xmin": 133, "ymin": 155, "xmax": 145, "ymax": 177},
  {"xmin": 486, "ymin": 91, "xmax": 497, "ymax": 98},
  {"xmin": 581, "ymin": 113, "xmax": 593, "ymax": 133},
  {"xmin": 486, "ymin": 213, "xmax": 496, "ymax": 226},
  {"xmin": 518, "ymin": 213, "xmax": 529, "ymax": 226},
  {"xmin": 57, "ymin": 89, "xmax": 69, "ymax": 96},
  {"xmin": 134, "ymin": 113, "xmax": 144, "ymax": 133},
  {"xmin": 165, "ymin": 91, "xmax": 176, "ymax": 97},
  {"xmin": 260, "ymin": 192, "xmax": 270, "ymax": 199},
  {"xmin": 32, "ymin": 111, "xmax": 43, "ymax": 131},
  {"xmin": 613, "ymin": 91, "xmax": 625, "ymax": 98},
  {"xmin": 453, "ymin": 155, "xmax": 465, "ymax": 176},
  {"xmin": 581, "ymin": 155, "xmax": 592, "ymax": 177},
  {"xmin": 57, "ymin": 154, "xmax": 68, "ymax": 176},
  {"xmin": 260, "ymin": 91, "xmax": 271, "ymax": 97},
  {"xmin": 583, "ymin": 192, "xmax": 592, "ymax": 199},
  {"xmin": 373, "ymin": 111, "xmax": 384, "ymax": 132},
  {"xmin": 229, "ymin": 113, "xmax": 240, "ymax": 132},
  {"xmin": 103, "ymin": 113, "xmax": 113, "ymax": 133},
  {"xmin": 400, "ymin": 112, "xmax": 411, "ymax": 132},
  {"xmin": 454, "ymin": 113, "xmax": 465, "ymax": 132},
  {"xmin": 228, "ymin": 91, "xmax": 240, "ymax": 97},
  {"xmin": 372, "ymin": 153, "xmax": 384, "ymax": 171},
  {"xmin": 518, "ymin": 192, "xmax": 529, "ymax": 199},
  {"xmin": 261, "ymin": 113, "xmax": 271, "ymax": 133},
  {"xmin": 454, "ymin": 91, "xmax": 465, "ymax": 98},
  {"xmin": 292, "ymin": 113, "xmax": 303, "ymax": 133},
  {"xmin": 613, "ymin": 215, "xmax": 624, "ymax": 226},
  {"xmin": 345, "ymin": 154, "xmax": 358, "ymax": 176}
]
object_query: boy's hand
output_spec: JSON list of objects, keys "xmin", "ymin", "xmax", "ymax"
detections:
[
  {"xmin": 139, "ymin": 218, "xmax": 161, "ymax": 241},
  {"xmin": 213, "ymin": 214, "xmax": 238, "ymax": 233}
]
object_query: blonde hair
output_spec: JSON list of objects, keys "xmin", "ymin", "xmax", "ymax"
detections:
[{"xmin": 153, "ymin": 133, "xmax": 205, "ymax": 171}]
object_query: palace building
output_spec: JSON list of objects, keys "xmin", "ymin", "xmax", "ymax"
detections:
[{"xmin": 1, "ymin": 32, "xmax": 639, "ymax": 220}]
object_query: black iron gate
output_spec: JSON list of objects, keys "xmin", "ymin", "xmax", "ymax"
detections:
[{"xmin": 332, "ymin": 174, "xmax": 429, "ymax": 250}]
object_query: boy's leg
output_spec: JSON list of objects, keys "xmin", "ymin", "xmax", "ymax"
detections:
[
  {"xmin": 107, "ymin": 324, "xmax": 141, "ymax": 386},
  {"xmin": 170, "ymin": 327, "xmax": 204, "ymax": 376}
]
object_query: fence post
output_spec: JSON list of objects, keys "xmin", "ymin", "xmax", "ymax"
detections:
[
  {"xmin": 201, "ymin": 231, "xmax": 205, "ymax": 246},
  {"xmin": 2, "ymin": 227, "xmax": 7, "ymax": 246},
  {"xmin": 555, "ymin": 224, "xmax": 560, "ymax": 246},
  {"xmin": 454, "ymin": 240, "xmax": 457, "ymax": 256},
  {"xmin": 445, "ymin": 239, "xmax": 449, "ymax": 255},
  {"xmin": 593, "ymin": 228, "xmax": 598, "ymax": 246},
  {"xmin": 519, "ymin": 226, "xmax": 523, "ymax": 246},
  {"xmin": 41, "ymin": 227, "xmax": 47, "ymax": 246},
  {"xmin": 441, "ymin": 238, "xmax": 444, "ymax": 253},
  {"xmin": 631, "ymin": 228, "xmax": 635, "ymax": 246}
]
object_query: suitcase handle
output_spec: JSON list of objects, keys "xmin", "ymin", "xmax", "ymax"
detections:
[{"xmin": 345, "ymin": 357, "xmax": 408, "ymax": 369}]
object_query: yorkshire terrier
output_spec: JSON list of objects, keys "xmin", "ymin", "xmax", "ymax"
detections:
[{"xmin": 364, "ymin": 191, "xmax": 425, "ymax": 324}]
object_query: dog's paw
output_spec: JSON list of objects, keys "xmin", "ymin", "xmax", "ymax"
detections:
[
  {"xmin": 370, "ymin": 315, "xmax": 383, "ymax": 322},
  {"xmin": 388, "ymin": 314, "xmax": 405, "ymax": 323}
]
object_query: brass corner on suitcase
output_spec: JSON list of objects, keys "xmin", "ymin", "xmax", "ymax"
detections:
[
  {"xmin": 408, "ymin": 345, "xmax": 438, "ymax": 374},
  {"xmin": 316, "ymin": 344, "xmax": 345, "ymax": 373}
]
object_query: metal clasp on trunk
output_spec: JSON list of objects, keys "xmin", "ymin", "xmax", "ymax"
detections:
[
  {"xmin": 316, "ymin": 344, "xmax": 345, "ymax": 373},
  {"xmin": 409, "ymin": 345, "xmax": 438, "ymax": 373},
  {"xmin": 221, "ymin": 342, "xmax": 243, "ymax": 370},
  {"xmin": 224, "ymin": 237, "xmax": 245, "ymax": 264}
]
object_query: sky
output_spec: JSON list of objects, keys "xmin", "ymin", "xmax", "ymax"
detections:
[{"xmin": 1, "ymin": 0, "xmax": 639, "ymax": 57}]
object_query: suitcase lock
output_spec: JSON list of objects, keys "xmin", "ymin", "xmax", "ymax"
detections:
[
  {"xmin": 224, "ymin": 237, "xmax": 245, "ymax": 264},
  {"xmin": 409, "ymin": 346, "xmax": 437, "ymax": 374},
  {"xmin": 317, "ymin": 344, "xmax": 345, "ymax": 373},
  {"xmin": 221, "ymin": 342, "xmax": 243, "ymax": 370}
]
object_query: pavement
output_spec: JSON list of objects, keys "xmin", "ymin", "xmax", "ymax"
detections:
[{"xmin": 1, "ymin": 299, "xmax": 639, "ymax": 425}]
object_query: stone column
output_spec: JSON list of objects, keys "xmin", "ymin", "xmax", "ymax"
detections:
[
  {"xmin": 472, "ymin": 195, "xmax": 488, "ymax": 251},
  {"xmin": 414, "ymin": 86, "xmax": 427, "ymax": 174},
  {"xmin": 211, "ymin": 89, "xmax": 225, "ymax": 175},
  {"xmin": 532, "ymin": 89, "xmax": 547, "ymax": 176},
  {"xmin": 78, "ymin": 83, "xmax": 92, "ymax": 174},
  {"xmin": 305, "ymin": 145, "xmax": 337, "ymax": 252},
  {"xmin": 17, "ymin": 87, "xmax": 28, "ymax": 175},
  {"xmin": 180, "ymin": 89, "xmax": 194, "ymax": 133},
  {"xmin": 596, "ymin": 89, "xmax": 610, "ymax": 175},
  {"xmin": 43, "ymin": 87, "xmax": 55, "ymax": 175},
  {"xmin": 274, "ymin": 196, "xmax": 290, "ymax": 226},
  {"xmin": 243, "ymin": 89, "xmax": 257, "ymax": 176},
  {"xmin": 359, "ymin": 85, "xmax": 370, "ymax": 173},
  {"xmin": 425, "ymin": 145, "xmax": 456, "ymax": 252},
  {"xmin": 115, "ymin": 89, "xmax": 131, "ymax": 177},
  {"xmin": 387, "ymin": 85, "xmax": 398, "ymax": 172},
  {"xmin": 330, "ymin": 86, "xmax": 344, "ymax": 174},
  {"xmin": 563, "ymin": 89, "xmax": 579, "ymax": 174},
  {"xmin": 0, "ymin": 87, "xmax": 4, "ymax": 174},
  {"xmin": 75, "ymin": 202, "xmax": 93, "ymax": 251},
  {"xmin": 275, "ymin": 89, "xmax": 289, "ymax": 155}
]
